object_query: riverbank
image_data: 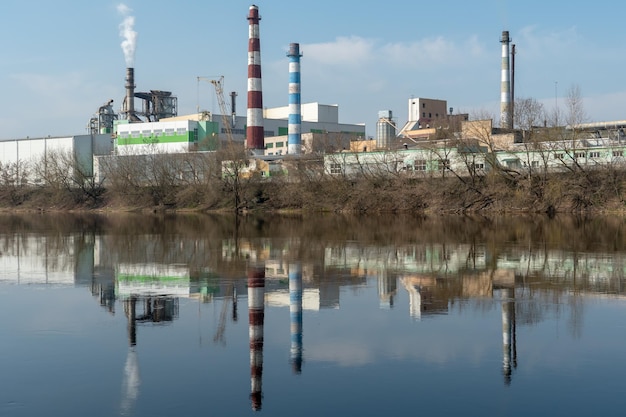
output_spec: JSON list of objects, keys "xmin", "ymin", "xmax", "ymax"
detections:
[{"xmin": 1, "ymin": 167, "xmax": 626, "ymax": 215}]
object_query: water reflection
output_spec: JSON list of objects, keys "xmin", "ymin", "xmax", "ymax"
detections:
[
  {"xmin": 247, "ymin": 264, "xmax": 265, "ymax": 411},
  {"xmin": 1, "ymin": 213, "xmax": 626, "ymax": 414},
  {"xmin": 500, "ymin": 286, "xmax": 517, "ymax": 385},
  {"xmin": 289, "ymin": 263, "xmax": 303, "ymax": 374}
]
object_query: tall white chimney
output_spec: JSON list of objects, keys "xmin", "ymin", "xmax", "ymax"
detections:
[{"xmin": 500, "ymin": 31, "xmax": 512, "ymax": 129}]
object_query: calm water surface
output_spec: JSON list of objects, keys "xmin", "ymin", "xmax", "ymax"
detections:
[{"xmin": 1, "ymin": 213, "xmax": 626, "ymax": 416}]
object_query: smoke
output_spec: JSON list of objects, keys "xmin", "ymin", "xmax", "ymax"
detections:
[{"xmin": 117, "ymin": 4, "xmax": 137, "ymax": 68}]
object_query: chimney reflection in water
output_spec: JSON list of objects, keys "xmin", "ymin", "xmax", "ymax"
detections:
[
  {"xmin": 501, "ymin": 286, "xmax": 517, "ymax": 385},
  {"xmin": 248, "ymin": 265, "xmax": 265, "ymax": 411},
  {"xmin": 289, "ymin": 263, "xmax": 303, "ymax": 373}
]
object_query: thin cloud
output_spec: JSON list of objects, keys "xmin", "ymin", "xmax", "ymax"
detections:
[
  {"xmin": 303, "ymin": 35, "xmax": 486, "ymax": 72},
  {"xmin": 514, "ymin": 25, "xmax": 582, "ymax": 60},
  {"xmin": 383, "ymin": 35, "xmax": 486, "ymax": 69},
  {"xmin": 303, "ymin": 36, "xmax": 376, "ymax": 67}
]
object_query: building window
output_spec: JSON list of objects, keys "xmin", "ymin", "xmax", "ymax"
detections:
[
  {"xmin": 422, "ymin": 112, "xmax": 426, "ymax": 118},
  {"xmin": 422, "ymin": 103, "xmax": 426, "ymax": 108},
  {"xmin": 613, "ymin": 150, "xmax": 623, "ymax": 157},
  {"xmin": 266, "ymin": 143, "xmax": 274, "ymax": 148},
  {"xmin": 554, "ymin": 153, "xmax": 563, "ymax": 159},
  {"xmin": 414, "ymin": 159, "xmax": 427, "ymax": 171},
  {"xmin": 330, "ymin": 163, "xmax": 342, "ymax": 174},
  {"xmin": 276, "ymin": 142, "xmax": 284, "ymax": 147},
  {"xmin": 575, "ymin": 152, "xmax": 586, "ymax": 159},
  {"xmin": 589, "ymin": 151, "xmax": 600, "ymax": 158},
  {"xmin": 439, "ymin": 159, "xmax": 450, "ymax": 171},
  {"xmin": 531, "ymin": 160, "xmax": 539, "ymax": 167}
]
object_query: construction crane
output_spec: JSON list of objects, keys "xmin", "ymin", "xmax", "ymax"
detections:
[{"xmin": 197, "ymin": 75, "xmax": 234, "ymax": 144}]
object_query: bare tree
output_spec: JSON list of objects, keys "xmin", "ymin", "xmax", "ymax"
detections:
[
  {"xmin": 32, "ymin": 149, "xmax": 104, "ymax": 205},
  {"xmin": 217, "ymin": 142, "xmax": 262, "ymax": 212},
  {"xmin": 0, "ymin": 160, "xmax": 31, "ymax": 205}
]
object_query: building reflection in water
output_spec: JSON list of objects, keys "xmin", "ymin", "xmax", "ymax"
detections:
[
  {"xmin": 6, "ymin": 226, "xmax": 626, "ymax": 409},
  {"xmin": 400, "ymin": 276, "xmax": 448, "ymax": 319},
  {"xmin": 248, "ymin": 264, "xmax": 266, "ymax": 411},
  {"xmin": 378, "ymin": 272, "xmax": 397, "ymax": 309},
  {"xmin": 289, "ymin": 263, "xmax": 303, "ymax": 374}
]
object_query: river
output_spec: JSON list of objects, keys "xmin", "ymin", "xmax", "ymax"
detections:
[{"xmin": 0, "ymin": 212, "xmax": 625, "ymax": 416}]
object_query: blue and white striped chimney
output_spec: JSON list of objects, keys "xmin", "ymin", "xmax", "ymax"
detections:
[{"xmin": 287, "ymin": 43, "xmax": 302, "ymax": 155}]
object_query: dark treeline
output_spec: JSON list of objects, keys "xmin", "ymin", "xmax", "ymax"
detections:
[{"xmin": 1, "ymin": 150, "xmax": 626, "ymax": 215}]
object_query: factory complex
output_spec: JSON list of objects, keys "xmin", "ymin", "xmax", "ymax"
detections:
[{"xmin": 2, "ymin": 5, "xmax": 626, "ymax": 188}]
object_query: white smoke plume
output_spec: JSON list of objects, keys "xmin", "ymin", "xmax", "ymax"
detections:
[{"xmin": 117, "ymin": 4, "xmax": 137, "ymax": 68}]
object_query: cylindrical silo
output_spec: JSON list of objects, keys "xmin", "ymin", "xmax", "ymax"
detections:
[{"xmin": 376, "ymin": 110, "xmax": 396, "ymax": 149}]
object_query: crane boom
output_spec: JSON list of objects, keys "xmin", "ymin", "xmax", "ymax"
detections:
[{"xmin": 197, "ymin": 75, "xmax": 234, "ymax": 144}]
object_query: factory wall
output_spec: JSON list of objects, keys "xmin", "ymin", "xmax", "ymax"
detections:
[
  {"xmin": 408, "ymin": 98, "xmax": 448, "ymax": 127},
  {"xmin": 324, "ymin": 142, "xmax": 626, "ymax": 178},
  {"xmin": 115, "ymin": 120, "xmax": 200, "ymax": 154},
  {"xmin": 162, "ymin": 103, "xmax": 365, "ymax": 148},
  {"xmin": 93, "ymin": 151, "xmax": 215, "ymax": 186},
  {"xmin": 324, "ymin": 146, "xmax": 486, "ymax": 177},
  {"xmin": 0, "ymin": 134, "xmax": 112, "ymax": 183},
  {"xmin": 265, "ymin": 103, "xmax": 339, "ymax": 124},
  {"xmin": 265, "ymin": 132, "xmax": 353, "ymax": 156}
]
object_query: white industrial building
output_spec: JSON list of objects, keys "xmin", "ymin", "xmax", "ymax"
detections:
[
  {"xmin": 0, "ymin": 134, "xmax": 113, "ymax": 184},
  {"xmin": 158, "ymin": 102, "xmax": 366, "ymax": 154}
]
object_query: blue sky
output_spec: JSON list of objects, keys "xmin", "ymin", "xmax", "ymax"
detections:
[{"xmin": 1, "ymin": 0, "xmax": 626, "ymax": 139}]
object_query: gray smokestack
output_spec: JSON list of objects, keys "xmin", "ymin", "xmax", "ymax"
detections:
[{"xmin": 125, "ymin": 67, "xmax": 135, "ymax": 121}]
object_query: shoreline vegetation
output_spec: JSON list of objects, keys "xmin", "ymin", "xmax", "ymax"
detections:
[{"xmin": 1, "ymin": 160, "xmax": 625, "ymax": 215}]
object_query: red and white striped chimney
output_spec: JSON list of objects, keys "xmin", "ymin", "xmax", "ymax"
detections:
[{"xmin": 246, "ymin": 4, "xmax": 264, "ymax": 153}]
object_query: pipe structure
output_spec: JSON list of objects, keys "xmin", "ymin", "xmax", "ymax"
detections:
[
  {"xmin": 511, "ymin": 44, "xmax": 516, "ymax": 126},
  {"xmin": 230, "ymin": 91, "xmax": 238, "ymax": 128},
  {"xmin": 289, "ymin": 263, "xmax": 303, "ymax": 373},
  {"xmin": 248, "ymin": 264, "xmax": 265, "ymax": 411},
  {"xmin": 500, "ymin": 31, "xmax": 512, "ymax": 129},
  {"xmin": 246, "ymin": 5, "xmax": 264, "ymax": 152},
  {"xmin": 287, "ymin": 43, "xmax": 303, "ymax": 155}
]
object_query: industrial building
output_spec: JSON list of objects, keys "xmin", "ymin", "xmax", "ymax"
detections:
[
  {"xmin": 5, "ymin": 1, "xmax": 626, "ymax": 191},
  {"xmin": 0, "ymin": 134, "xmax": 113, "ymax": 185}
]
